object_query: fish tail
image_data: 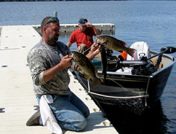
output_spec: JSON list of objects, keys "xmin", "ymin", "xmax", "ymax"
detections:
[
  {"xmin": 92, "ymin": 78, "xmax": 101, "ymax": 86},
  {"xmin": 126, "ymin": 48, "xmax": 136, "ymax": 57}
]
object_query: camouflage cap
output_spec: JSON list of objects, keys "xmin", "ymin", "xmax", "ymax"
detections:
[{"xmin": 41, "ymin": 16, "xmax": 60, "ymax": 28}]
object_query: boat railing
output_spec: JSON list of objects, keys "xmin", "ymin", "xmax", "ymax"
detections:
[
  {"xmin": 87, "ymin": 80, "xmax": 149, "ymax": 99},
  {"xmin": 88, "ymin": 91, "xmax": 149, "ymax": 100}
]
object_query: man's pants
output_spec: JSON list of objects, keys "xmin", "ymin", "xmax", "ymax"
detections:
[{"xmin": 37, "ymin": 92, "xmax": 90, "ymax": 131}]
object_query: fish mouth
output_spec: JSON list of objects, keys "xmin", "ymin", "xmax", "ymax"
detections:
[
  {"xmin": 96, "ymin": 38, "xmax": 106, "ymax": 45},
  {"xmin": 97, "ymin": 41, "xmax": 107, "ymax": 46}
]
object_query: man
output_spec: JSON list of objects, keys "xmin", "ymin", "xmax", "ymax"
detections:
[
  {"xmin": 67, "ymin": 18, "xmax": 101, "ymax": 54},
  {"xmin": 26, "ymin": 16, "xmax": 100, "ymax": 131}
]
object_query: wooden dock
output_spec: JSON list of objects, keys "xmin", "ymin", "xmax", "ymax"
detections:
[
  {"xmin": 33, "ymin": 23, "xmax": 115, "ymax": 35},
  {"xmin": 0, "ymin": 25, "xmax": 118, "ymax": 134}
]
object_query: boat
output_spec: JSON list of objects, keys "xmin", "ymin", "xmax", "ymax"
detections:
[{"xmin": 72, "ymin": 41, "xmax": 176, "ymax": 116}]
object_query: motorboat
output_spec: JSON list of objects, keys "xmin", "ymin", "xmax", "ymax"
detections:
[{"xmin": 73, "ymin": 41, "xmax": 176, "ymax": 115}]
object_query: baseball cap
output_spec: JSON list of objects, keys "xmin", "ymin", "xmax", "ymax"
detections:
[
  {"xmin": 41, "ymin": 16, "xmax": 59, "ymax": 28},
  {"xmin": 78, "ymin": 18, "xmax": 88, "ymax": 25}
]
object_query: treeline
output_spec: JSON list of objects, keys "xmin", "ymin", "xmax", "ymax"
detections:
[{"xmin": 1, "ymin": 0, "xmax": 125, "ymax": 1}]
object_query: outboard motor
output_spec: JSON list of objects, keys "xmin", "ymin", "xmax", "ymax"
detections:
[
  {"xmin": 127, "ymin": 41, "xmax": 157, "ymax": 75},
  {"xmin": 127, "ymin": 41, "xmax": 150, "ymax": 61}
]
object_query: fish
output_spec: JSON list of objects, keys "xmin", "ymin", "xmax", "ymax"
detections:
[
  {"xmin": 96, "ymin": 35, "xmax": 136, "ymax": 57},
  {"xmin": 100, "ymin": 45, "xmax": 107, "ymax": 82},
  {"xmin": 71, "ymin": 51, "xmax": 101, "ymax": 85}
]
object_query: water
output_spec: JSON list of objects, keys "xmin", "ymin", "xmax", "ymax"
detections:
[{"xmin": 0, "ymin": 1, "xmax": 175, "ymax": 133}]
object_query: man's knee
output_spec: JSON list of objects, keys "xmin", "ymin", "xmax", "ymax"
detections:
[
  {"xmin": 70, "ymin": 116, "xmax": 87, "ymax": 131},
  {"xmin": 57, "ymin": 111, "xmax": 88, "ymax": 131}
]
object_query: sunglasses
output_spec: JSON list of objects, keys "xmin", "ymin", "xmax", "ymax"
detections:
[{"xmin": 45, "ymin": 17, "xmax": 59, "ymax": 25}]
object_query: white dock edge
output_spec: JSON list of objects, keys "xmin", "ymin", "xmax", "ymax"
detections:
[
  {"xmin": 0, "ymin": 25, "xmax": 118, "ymax": 134},
  {"xmin": 32, "ymin": 23, "xmax": 115, "ymax": 35}
]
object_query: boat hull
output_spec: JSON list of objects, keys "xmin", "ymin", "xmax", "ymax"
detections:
[{"xmin": 92, "ymin": 64, "xmax": 173, "ymax": 115}]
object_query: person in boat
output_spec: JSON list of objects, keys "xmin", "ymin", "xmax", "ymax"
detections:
[
  {"xmin": 67, "ymin": 18, "xmax": 101, "ymax": 55},
  {"xmin": 26, "ymin": 16, "xmax": 100, "ymax": 131}
]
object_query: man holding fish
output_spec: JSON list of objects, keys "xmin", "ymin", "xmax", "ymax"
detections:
[
  {"xmin": 26, "ymin": 15, "xmax": 135, "ymax": 132},
  {"xmin": 27, "ymin": 16, "xmax": 100, "ymax": 131}
]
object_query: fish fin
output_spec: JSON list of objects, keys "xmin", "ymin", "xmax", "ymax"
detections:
[
  {"xmin": 92, "ymin": 78, "xmax": 101, "ymax": 86},
  {"xmin": 126, "ymin": 48, "xmax": 136, "ymax": 57},
  {"xmin": 83, "ymin": 74, "xmax": 90, "ymax": 80}
]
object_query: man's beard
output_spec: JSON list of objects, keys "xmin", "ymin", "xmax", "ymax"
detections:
[{"xmin": 48, "ymin": 36, "xmax": 59, "ymax": 45}]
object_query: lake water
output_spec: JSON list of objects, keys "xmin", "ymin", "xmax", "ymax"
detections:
[{"xmin": 0, "ymin": 1, "xmax": 175, "ymax": 134}]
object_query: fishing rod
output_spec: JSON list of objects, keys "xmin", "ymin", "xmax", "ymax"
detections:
[
  {"xmin": 82, "ymin": 46, "xmax": 92, "ymax": 55},
  {"xmin": 148, "ymin": 46, "xmax": 176, "ymax": 60},
  {"xmin": 81, "ymin": 43, "xmax": 102, "ymax": 55}
]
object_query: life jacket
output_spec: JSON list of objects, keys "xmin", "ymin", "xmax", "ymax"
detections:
[{"xmin": 119, "ymin": 51, "xmax": 127, "ymax": 60}]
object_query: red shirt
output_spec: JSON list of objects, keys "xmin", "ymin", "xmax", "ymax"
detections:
[{"xmin": 69, "ymin": 27, "xmax": 96, "ymax": 48}]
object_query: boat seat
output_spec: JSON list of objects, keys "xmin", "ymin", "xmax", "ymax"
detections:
[{"xmin": 127, "ymin": 41, "xmax": 150, "ymax": 60}]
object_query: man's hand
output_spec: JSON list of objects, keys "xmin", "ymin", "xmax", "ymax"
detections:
[
  {"xmin": 59, "ymin": 55, "xmax": 73, "ymax": 69},
  {"xmin": 90, "ymin": 43, "xmax": 100, "ymax": 55}
]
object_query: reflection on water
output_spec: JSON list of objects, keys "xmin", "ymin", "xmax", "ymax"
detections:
[{"xmin": 104, "ymin": 100, "xmax": 168, "ymax": 134}]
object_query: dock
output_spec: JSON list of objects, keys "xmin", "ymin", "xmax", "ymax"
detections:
[
  {"xmin": 33, "ymin": 23, "xmax": 115, "ymax": 35},
  {"xmin": 0, "ymin": 25, "xmax": 118, "ymax": 134}
]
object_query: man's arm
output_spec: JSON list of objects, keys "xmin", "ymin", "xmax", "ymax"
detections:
[
  {"xmin": 67, "ymin": 32, "xmax": 75, "ymax": 48},
  {"xmin": 86, "ymin": 43, "xmax": 100, "ymax": 60},
  {"xmin": 86, "ymin": 22, "xmax": 101, "ymax": 35},
  {"xmin": 92, "ymin": 26, "xmax": 101, "ymax": 35},
  {"xmin": 66, "ymin": 41, "xmax": 72, "ymax": 48},
  {"xmin": 28, "ymin": 51, "xmax": 72, "ymax": 85}
]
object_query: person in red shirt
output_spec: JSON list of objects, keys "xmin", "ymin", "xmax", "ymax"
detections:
[{"xmin": 67, "ymin": 18, "xmax": 101, "ymax": 54}]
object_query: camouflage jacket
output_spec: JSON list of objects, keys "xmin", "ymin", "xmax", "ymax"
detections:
[{"xmin": 27, "ymin": 40, "xmax": 71, "ymax": 95}]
